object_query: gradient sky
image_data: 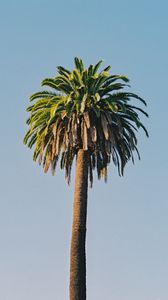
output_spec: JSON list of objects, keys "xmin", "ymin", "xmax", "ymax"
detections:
[{"xmin": 0, "ymin": 1, "xmax": 168, "ymax": 299}]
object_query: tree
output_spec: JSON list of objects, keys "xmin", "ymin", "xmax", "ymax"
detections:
[{"xmin": 24, "ymin": 57, "xmax": 148, "ymax": 300}]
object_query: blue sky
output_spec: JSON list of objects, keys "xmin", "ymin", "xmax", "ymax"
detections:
[{"xmin": 0, "ymin": 0, "xmax": 168, "ymax": 299}]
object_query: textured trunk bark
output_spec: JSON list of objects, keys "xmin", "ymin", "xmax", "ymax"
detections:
[{"xmin": 69, "ymin": 149, "xmax": 89, "ymax": 300}]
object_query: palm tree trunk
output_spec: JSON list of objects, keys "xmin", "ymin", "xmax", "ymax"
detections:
[{"xmin": 69, "ymin": 149, "xmax": 89, "ymax": 300}]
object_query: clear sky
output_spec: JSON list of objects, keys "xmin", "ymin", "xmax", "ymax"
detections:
[{"xmin": 0, "ymin": 0, "xmax": 168, "ymax": 299}]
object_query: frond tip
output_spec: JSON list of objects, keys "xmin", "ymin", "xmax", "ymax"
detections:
[{"xmin": 24, "ymin": 57, "xmax": 148, "ymax": 186}]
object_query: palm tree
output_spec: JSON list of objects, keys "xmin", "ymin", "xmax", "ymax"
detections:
[{"xmin": 24, "ymin": 57, "xmax": 148, "ymax": 300}]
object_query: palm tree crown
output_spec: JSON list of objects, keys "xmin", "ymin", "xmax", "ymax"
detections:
[{"xmin": 24, "ymin": 57, "xmax": 148, "ymax": 186}]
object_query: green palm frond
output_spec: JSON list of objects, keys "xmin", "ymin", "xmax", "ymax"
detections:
[
  {"xmin": 74, "ymin": 57, "xmax": 84, "ymax": 74},
  {"xmin": 93, "ymin": 60, "xmax": 103, "ymax": 75},
  {"xmin": 57, "ymin": 66, "xmax": 71, "ymax": 77},
  {"xmin": 24, "ymin": 57, "xmax": 148, "ymax": 185},
  {"xmin": 29, "ymin": 91, "xmax": 58, "ymax": 101}
]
